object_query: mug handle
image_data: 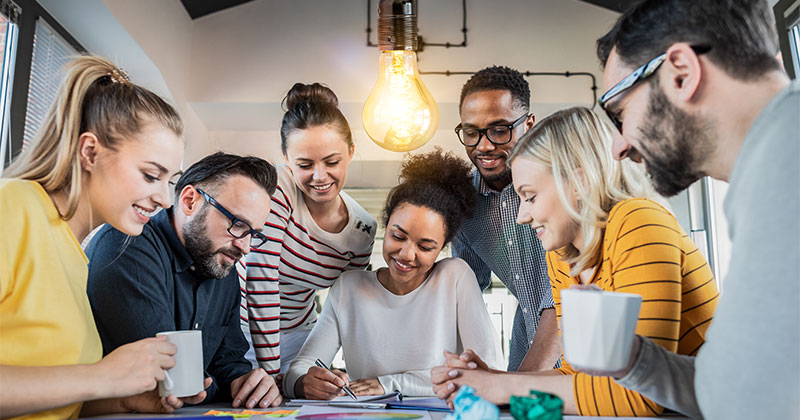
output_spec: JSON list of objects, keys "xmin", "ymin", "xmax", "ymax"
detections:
[{"xmin": 162, "ymin": 369, "xmax": 174, "ymax": 391}]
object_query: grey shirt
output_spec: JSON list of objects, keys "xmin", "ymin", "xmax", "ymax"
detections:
[{"xmin": 616, "ymin": 81, "xmax": 800, "ymax": 419}]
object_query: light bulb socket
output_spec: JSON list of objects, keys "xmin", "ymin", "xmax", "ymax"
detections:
[{"xmin": 377, "ymin": 0, "xmax": 418, "ymax": 51}]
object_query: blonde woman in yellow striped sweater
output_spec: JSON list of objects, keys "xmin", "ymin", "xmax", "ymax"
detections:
[{"xmin": 430, "ymin": 107, "xmax": 719, "ymax": 416}]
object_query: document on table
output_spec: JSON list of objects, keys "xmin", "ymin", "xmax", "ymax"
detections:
[
  {"xmin": 286, "ymin": 391, "xmax": 402, "ymax": 407},
  {"xmin": 296, "ymin": 405, "xmax": 432, "ymax": 419},
  {"xmin": 386, "ymin": 397, "xmax": 452, "ymax": 412}
]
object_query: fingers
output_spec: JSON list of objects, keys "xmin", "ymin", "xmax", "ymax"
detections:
[
  {"xmin": 311, "ymin": 367, "xmax": 346, "ymax": 388},
  {"xmin": 243, "ymin": 379, "xmax": 269, "ymax": 409},
  {"xmin": 260, "ymin": 383, "xmax": 283, "ymax": 407},
  {"xmin": 433, "ymin": 381, "xmax": 457, "ymax": 400},
  {"xmin": 230, "ymin": 375, "xmax": 244, "ymax": 401},
  {"xmin": 157, "ymin": 353, "xmax": 176, "ymax": 371},
  {"xmin": 180, "ymin": 391, "xmax": 207, "ymax": 405},
  {"xmin": 177, "ymin": 377, "xmax": 213, "ymax": 406},
  {"xmin": 304, "ymin": 368, "xmax": 345, "ymax": 399},
  {"xmin": 430, "ymin": 366, "xmax": 460, "ymax": 385},
  {"xmin": 442, "ymin": 351, "xmax": 472, "ymax": 369},
  {"xmin": 240, "ymin": 374, "xmax": 280, "ymax": 409},
  {"xmin": 332, "ymin": 369, "xmax": 350, "ymax": 385},
  {"xmin": 443, "ymin": 350, "xmax": 466, "ymax": 367},
  {"xmin": 458, "ymin": 350, "xmax": 482, "ymax": 369},
  {"xmin": 348, "ymin": 378, "xmax": 383, "ymax": 396},
  {"xmin": 232, "ymin": 369, "xmax": 268, "ymax": 408},
  {"xmin": 446, "ymin": 391, "xmax": 458, "ymax": 407},
  {"xmin": 161, "ymin": 395, "xmax": 182, "ymax": 412},
  {"xmin": 148, "ymin": 336, "xmax": 178, "ymax": 356},
  {"xmin": 569, "ymin": 283, "xmax": 602, "ymax": 291}
]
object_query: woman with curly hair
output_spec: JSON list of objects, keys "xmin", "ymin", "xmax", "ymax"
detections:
[{"xmin": 283, "ymin": 148, "xmax": 502, "ymax": 399}]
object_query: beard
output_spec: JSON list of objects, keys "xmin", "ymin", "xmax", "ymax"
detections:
[
  {"xmin": 480, "ymin": 166, "xmax": 512, "ymax": 188},
  {"xmin": 636, "ymin": 85, "xmax": 713, "ymax": 197},
  {"xmin": 183, "ymin": 206, "xmax": 243, "ymax": 279}
]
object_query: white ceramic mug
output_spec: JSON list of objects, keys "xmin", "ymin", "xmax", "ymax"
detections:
[
  {"xmin": 156, "ymin": 330, "xmax": 204, "ymax": 398},
  {"xmin": 560, "ymin": 289, "xmax": 642, "ymax": 371}
]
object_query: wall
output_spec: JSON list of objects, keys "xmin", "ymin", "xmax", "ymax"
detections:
[
  {"xmin": 184, "ymin": 0, "xmax": 619, "ymax": 185},
  {"xmin": 40, "ymin": 0, "xmax": 210, "ymax": 165},
  {"xmin": 40, "ymin": 0, "xmax": 619, "ymax": 185}
]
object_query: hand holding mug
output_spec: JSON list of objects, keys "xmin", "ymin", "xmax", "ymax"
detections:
[
  {"xmin": 94, "ymin": 336, "xmax": 177, "ymax": 398},
  {"xmin": 156, "ymin": 331, "xmax": 204, "ymax": 398},
  {"xmin": 560, "ymin": 288, "xmax": 642, "ymax": 372}
]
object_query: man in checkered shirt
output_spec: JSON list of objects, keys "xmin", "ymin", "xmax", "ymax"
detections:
[{"xmin": 451, "ymin": 66, "xmax": 560, "ymax": 371}]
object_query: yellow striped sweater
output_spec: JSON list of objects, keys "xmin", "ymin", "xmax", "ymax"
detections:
[{"xmin": 550, "ymin": 198, "xmax": 718, "ymax": 417}]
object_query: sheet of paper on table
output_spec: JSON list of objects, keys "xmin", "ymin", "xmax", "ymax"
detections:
[
  {"xmin": 287, "ymin": 391, "xmax": 402, "ymax": 407},
  {"xmin": 295, "ymin": 404, "xmax": 432, "ymax": 419}
]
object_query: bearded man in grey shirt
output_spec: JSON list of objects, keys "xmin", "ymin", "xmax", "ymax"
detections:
[{"xmin": 589, "ymin": 1, "xmax": 799, "ymax": 419}]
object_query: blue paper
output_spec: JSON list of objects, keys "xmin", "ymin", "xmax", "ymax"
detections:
[{"xmin": 445, "ymin": 385, "xmax": 500, "ymax": 420}]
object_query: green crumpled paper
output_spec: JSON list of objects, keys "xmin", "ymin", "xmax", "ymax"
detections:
[{"xmin": 509, "ymin": 390, "xmax": 563, "ymax": 420}]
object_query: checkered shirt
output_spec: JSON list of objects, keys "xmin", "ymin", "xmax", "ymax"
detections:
[{"xmin": 451, "ymin": 170, "xmax": 554, "ymax": 371}]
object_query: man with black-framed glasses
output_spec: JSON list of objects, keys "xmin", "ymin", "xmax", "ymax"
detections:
[
  {"xmin": 588, "ymin": 1, "xmax": 799, "ymax": 419},
  {"xmin": 86, "ymin": 152, "xmax": 285, "ymax": 409},
  {"xmin": 448, "ymin": 66, "xmax": 561, "ymax": 374}
]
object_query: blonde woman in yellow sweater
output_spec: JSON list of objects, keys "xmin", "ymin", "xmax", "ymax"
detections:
[
  {"xmin": 0, "ymin": 56, "xmax": 207, "ymax": 419},
  {"xmin": 431, "ymin": 107, "xmax": 719, "ymax": 417}
]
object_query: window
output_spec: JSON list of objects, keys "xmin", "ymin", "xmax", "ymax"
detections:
[
  {"xmin": 788, "ymin": 15, "xmax": 800, "ymax": 76},
  {"xmin": 22, "ymin": 19, "xmax": 77, "ymax": 150},
  {"xmin": 775, "ymin": 0, "xmax": 800, "ymax": 79},
  {"xmin": 0, "ymin": 0, "xmax": 19, "ymax": 173},
  {"xmin": 4, "ymin": 0, "xmax": 84, "ymax": 165}
]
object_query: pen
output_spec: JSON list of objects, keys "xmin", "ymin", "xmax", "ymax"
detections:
[{"xmin": 315, "ymin": 359, "xmax": 358, "ymax": 400}]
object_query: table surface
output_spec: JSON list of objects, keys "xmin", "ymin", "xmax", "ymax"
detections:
[{"xmin": 85, "ymin": 402, "xmax": 688, "ymax": 419}]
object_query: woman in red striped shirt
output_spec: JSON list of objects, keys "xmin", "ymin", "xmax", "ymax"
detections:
[{"xmin": 238, "ymin": 83, "xmax": 376, "ymax": 377}]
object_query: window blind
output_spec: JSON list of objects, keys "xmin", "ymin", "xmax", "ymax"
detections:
[
  {"xmin": 22, "ymin": 18, "xmax": 77, "ymax": 150},
  {"xmin": 0, "ymin": 0, "xmax": 18, "ymax": 172}
]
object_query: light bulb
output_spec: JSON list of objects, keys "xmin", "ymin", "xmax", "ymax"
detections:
[{"xmin": 362, "ymin": 50, "xmax": 439, "ymax": 152}]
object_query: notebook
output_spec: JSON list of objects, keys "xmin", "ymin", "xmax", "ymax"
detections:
[
  {"xmin": 386, "ymin": 397, "xmax": 453, "ymax": 412},
  {"xmin": 286, "ymin": 391, "xmax": 402, "ymax": 408}
]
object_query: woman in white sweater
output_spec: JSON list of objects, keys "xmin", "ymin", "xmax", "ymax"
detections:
[{"xmin": 285, "ymin": 149, "xmax": 502, "ymax": 399}]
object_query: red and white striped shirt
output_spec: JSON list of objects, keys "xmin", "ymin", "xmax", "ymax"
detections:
[{"xmin": 237, "ymin": 165, "xmax": 376, "ymax": 374}]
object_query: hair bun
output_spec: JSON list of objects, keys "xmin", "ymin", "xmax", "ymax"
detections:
[{"xmin": 283, "ymin": 82, "xmax": 339, "ymax": 110}]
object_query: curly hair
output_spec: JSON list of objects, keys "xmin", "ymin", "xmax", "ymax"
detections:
[
  {"xmin": 459, "ymin": 65, "xmax": 530, "ymax": 112},
  {"xmin": 382, "ymin": 148, "xmax": 476, "ymax": 244}
]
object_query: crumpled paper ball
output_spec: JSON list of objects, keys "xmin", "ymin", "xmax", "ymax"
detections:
[
  {"xmin": 445, "ymin": 385, "xmax": 500, "ymax": 420},
  {"xmin": 509, "ymin": 389, "xmax": 563, "ymax": 420}
]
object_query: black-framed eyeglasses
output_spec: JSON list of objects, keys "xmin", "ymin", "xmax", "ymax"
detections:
[
  {"xmin": 196, "ymin": 188, "xmax": 268, "ymax": 248},
  {"xmin": 455, "ymin": 113, "xmax": 529, "ymax": 146},
  {"xmin": 598, "ymin": 45, "xmax": 711, "ymax": 133}
]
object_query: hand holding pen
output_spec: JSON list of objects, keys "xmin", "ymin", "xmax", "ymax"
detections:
[
  {"xmin": 315, "ymin": 359, "xmax": 357, "ymax": 400},
  {"xmin": 297, "ymin": 359, "xmax": 358, "ymax": 400}
]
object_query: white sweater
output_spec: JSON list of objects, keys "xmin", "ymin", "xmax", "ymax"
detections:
[{"xmin": 284, "ymin": 257, "xmax": 502, "ymax": 397}]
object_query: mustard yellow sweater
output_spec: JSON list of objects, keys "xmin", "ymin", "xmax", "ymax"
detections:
[{"xmin": 550, "ymin": 198, "xmax": 718, "ymax": 417}]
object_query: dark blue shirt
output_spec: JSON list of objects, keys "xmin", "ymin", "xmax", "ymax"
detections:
[{"xmin": 86, "ymin": 209, "xmax": 252, "ymax": 402}]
